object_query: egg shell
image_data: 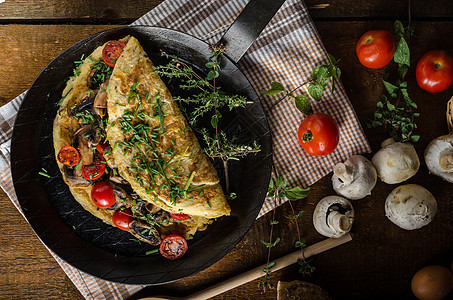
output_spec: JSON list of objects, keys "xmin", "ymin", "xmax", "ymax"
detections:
[{"xmin": 411, "ymin": 265, "xmax": 453, "ymax": 300}]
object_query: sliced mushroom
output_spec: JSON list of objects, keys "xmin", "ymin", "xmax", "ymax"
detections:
[
  {"xmin": 385, "ymin": 184, "xmax": 437, "ymax": 230},
  {"xmin": 372, "ymin": 138, "xmax": 420, "ymax": 184},
  {"xmin": 313, "ymin": 196, "xmax": 354, "ymax": 238},
  {"xmin": 332, "ymin": 155, "xmax": 377, "ymax": 200},
  {"xmin": 87, "ymin": 68, "xmax": 100, "ymax": 89},
  {"xmin": 93, "ymin": 80, "xmax": 109, "ymax": 117},
  {"xmin": 69, "ymin": 93, "xmax": 95, "ymax": 117},
  {"xmin": 424, "ymin": 135, "xmax": 453, "ymax": 182},
  {"xmin": 109, "ymin": 169, "xmax": 128, "ymax": 185},
  {"xmin": 62, "ymin": 165, "xmax": 90, "ymax": 187},
  {"xmin": 129, "ymin": 220, "xmax": 161, "ymax": 245},
  {"xmin": 72, "ymin": 125, "xmax": 101, "ymax": 165}
]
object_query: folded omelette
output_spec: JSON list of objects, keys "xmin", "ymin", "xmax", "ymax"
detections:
[{"xmin": 53, "ymin": 36, "xmax": 230, "ymax": 246}]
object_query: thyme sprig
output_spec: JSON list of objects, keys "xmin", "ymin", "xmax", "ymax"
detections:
[
  {"xmin": 154, "ymin": 45, "xmax": 261, "ymax": 194},
  {"xmin": 367, "ymin": 20, "xmax": 419, "ymax": 143},
  {"xmin": 261, "ymin": 54, "xmax": 341, "ymax": 115}
]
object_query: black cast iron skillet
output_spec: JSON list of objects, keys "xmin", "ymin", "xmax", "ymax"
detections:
[{"xmin": 11, "ymin": 0, "xmax": 283, "ymax": 285}]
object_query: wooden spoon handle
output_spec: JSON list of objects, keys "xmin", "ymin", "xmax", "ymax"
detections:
[{"xmin": 185, "ymin": 233, "xmax": 352, "ymax": 300}]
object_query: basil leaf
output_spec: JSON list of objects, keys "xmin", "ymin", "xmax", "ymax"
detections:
[
  {"xmin": 294, "ymin": 94, "xmax": 312, "ymax": 115},
  {"xmin": 394, "ymin": 37, "xmax": 410, "ymax": 66},
  {"xmin": 383, "ymin": 80, "xmax": 399, "ymax": 95},
  {"xmin": 284, "ymin": 186, "xmax": 310, "ymax": 201},
  {"xmin": 261, "ymin": 81, "xmax": 285, "ymax": 95},
  {"xmin": 308, "ymin": 83, "xmax": 324, "ymax": 101},
  {"xmin": 394, "ymin": 20, "xmax": 405, "ymax": 36}
]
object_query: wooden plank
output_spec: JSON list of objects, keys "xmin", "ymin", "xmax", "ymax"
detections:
[{"xmin": 0, "ymin": 0, "xmax": 451, "ymax": 22}]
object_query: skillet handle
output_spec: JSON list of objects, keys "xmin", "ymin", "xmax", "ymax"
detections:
[{"xmin": 218, "ymin": 0, "xmax": 286, "ymax": 63}]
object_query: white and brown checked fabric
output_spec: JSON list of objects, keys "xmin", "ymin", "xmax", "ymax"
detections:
[{"xmin": 0, "ymin": 0, "xmax": 371, "ymax": 298}]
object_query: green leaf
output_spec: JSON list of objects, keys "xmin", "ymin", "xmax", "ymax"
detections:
[
  {"xmin": 327, "ymin": 53, "xmax": 337, "ymax": 65},
  {"xmin": 376, "ymin": 101, "xmax": 384, "ymax": 108},
  {"xmin": 383, "ymin": 80, "xmax": 399, "ymax": 95},
  {"xmin": 386, "ymin": 102, "xmax": 396, "ymax": 111},
  {"xmin": 286, "ymin": 210, "xmax": 305, "ymax": 220},
  {"xmin": 205, "ymin": 61, "xmax": 214, "ymax": 68},
  {"xmin": 394, "ymin": 20, "xmax": 405, "ymax": 36},
  {"xmin": 308, "ymin": 83, "xmax": 324, "ymax": 101},
  {"xmin": 210, "ymin": 111, "xmax": 222, "ymax": 128},
  {"xmin": 261, "ymin": 237, "xmax": 281, "ymax": 248},
  {"xmin": 326, "ymin": 65, "xmax": 336, "ymax": 78},
  {"xmin": 312, "ymin": 65, "xmax": 328, "ymax": 81},
  {"xmin": 374, "ymin": 112, "xmax": 383, "ymax": 118},
  {"xmin": 295, "ymin": 240, "xmax": 307, "ymax": 248},
  {"xmin": 411, "ymin": 135, "xmax": 420, "ymax": 142},
  {"xmin": 284, "ymin": 186, "xmax": 310, "ymax": 201},
  {"xmin": 294, "ymin": 94, "xmax": 313, "ymax": 115},
  {"xmin": 261, "ymin": 81, "xmax": 285, "ymax": 95},
  {"xmin": 397, "ymin": 64, "xmax": 409, "ymax": 79},
  {"xmin": 270, "ymin": 220, "xmax": 279, "ymax": 225},
  {"xmin": 206, "ymin": 70, "xmax": 219, "ymax": 80},
  {"xmin": 335, "ymin": 67, "xmax": 341, "ymax": 79},
  {"xmin": 394, "ymin": 37, "xmax": 410, "ymax": 67}
]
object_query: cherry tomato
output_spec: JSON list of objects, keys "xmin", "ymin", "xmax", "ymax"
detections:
[
  {"xmin": 159, "ymin": 234, "xmax": 188, "ymax": 260},
  {"xmin": 91, "ymin": 180, "xmax": 116, "ymax": 208},
  {"xmin": 170, "ymin": 212, "xmax": 191, "ymax": 221},
  {"xmin": 112, "ymin": 208, "xmax": 133, "ymax": 231},
  {"xmin": 416, "ymin": 50, "xmax": 453, "ymax": 93},
  {"xmin": 96, "ymin": 143, "xmax": 107, "ymax": 155},
  {"xmin": 57, "ymin": 146, "xmax": 80, "ymax": 167},
  {"xmin": 297, "ymin": 113, "xmax": 339, "ymax": 156},
  {"xmin": 356, "ymin": 30, "xmax": 395, "ymax": 69},
  {"xmin": 82, "ymin": 152, "xmax": 106, "ymax": 180},
  {"xmin": 102, "ymin": 41, "xmax": 126, "ymax": 67}
]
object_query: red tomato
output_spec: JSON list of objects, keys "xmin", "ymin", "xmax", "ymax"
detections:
[
  {"xmin": 57, "ymin": 146, "xmax": 80, "ymax": 167},
  {"xmin": 170, "ymin": 212, "xmax": 191, "ymax": 221},
  {"xmin": 416, "ymin": 50, "xmax": 453, "ymax": 93},
  {"xmin": 159, "ymin": 234, "xmax": 188, "ymax": 260},
  {"xmin": 96, "ymin": 143, "xmax": 107, "ymax": 155},
  {"xmin": 91, "ymin": 181, "xmax": 116, "ymax": 208},
  {"xmin": 102, "ymin": 41, "xmax": 126, "ymax": 67},
  {"xmin": 297, "ymin": 113, "xmax": 339, "ymax": 156},
  {"xmin": 112, "ymin": 208, "xmax": 133, "ymax": 231},
  {"xmin": 82, "ymin": 153, "xmax": 106, "ymax": 180},
  {"xmin": 356, "ymin": 30, "xmax": 395, "ymax": 69}
]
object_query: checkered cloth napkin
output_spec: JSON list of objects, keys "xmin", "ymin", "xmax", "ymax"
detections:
[{"xmin": 0, "ymin": 0, "xmax": 371, "ymax": 298}]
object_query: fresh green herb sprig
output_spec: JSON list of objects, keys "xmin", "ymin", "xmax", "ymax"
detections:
[
  {"xmin": 261, "ymin": 54, "xmax": 341, "ymax": 115},
  {"xmin": 258, "ymin": 176, "xmax": 312, "ymax": 291},
  {"xmin": 367, "ymin": 20, "xmax": 419, "ymax": 143}
]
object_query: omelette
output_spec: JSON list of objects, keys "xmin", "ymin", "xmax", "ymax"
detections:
[{"xmin": 53, "ymin": 36, "xmax": 230, "ymax": 249}]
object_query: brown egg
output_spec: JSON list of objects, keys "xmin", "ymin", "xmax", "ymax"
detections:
[{"xmin": 411, "ymin": 265, "xmax": 453, "ymax": 300}]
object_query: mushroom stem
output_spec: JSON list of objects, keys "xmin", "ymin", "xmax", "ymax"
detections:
[
  {"xmin": 327, "ymin": 211, "xmax": 351, "ymax": 233},
  {"xmin": 333, "ymin": 163, "xmax": 354, "ymax": 185},
  {"xmin": 439, "ymin": 153, "xmax": 453, "ymax": 171}
]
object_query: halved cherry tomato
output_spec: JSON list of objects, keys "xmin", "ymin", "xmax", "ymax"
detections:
[
  {"xmin": 297, "ymin": 113, "xmax": 339, "ymax": 156},
  {"xmin": 170, "ymin": 212, "xmax": 191, "ymax": 221},
  {"xmin": 96, "ymin": 143, "xmax": 107, "ymax": 155},
  {"xmin": 356, "ymin": 30, "xmax": 395, "ymax": 69},
  {"xmin": 91, "ymin": 180, "xmax": 116, "ymax": 208},
  {"xmin": 102, "ymin": 41, "xmax": 126, "ymax": 67},
  {"xmin": 159, "ymin": 234, "xmax": 188, "ymax": 260},
  {"xmin": 82, "ymin": 152, "xmax": 106, "ymax": 180},
  {"xmin": 112, "ymin": 208, "xmax": 133, "ymax": 231},
  {"xmin": 416, "ymin": 50, "xmax": 453, "ymax": 93},
  {"xmin": 57, "ymin": 146, "xmax": 80, "ymax": 167}
]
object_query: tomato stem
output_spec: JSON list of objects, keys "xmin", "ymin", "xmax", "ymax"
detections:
[
  {"xmin": 434, "ymin": 62, "xmax": 442, "ymax": 70},
  {"xmin": 302, "ymin": 131, "xmax": 313, "ymax": 143}
]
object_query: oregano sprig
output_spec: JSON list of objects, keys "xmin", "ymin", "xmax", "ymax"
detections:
[
  {"xmin": 368, "ymin": 20, "xmax": 419, "ymax": 143},
  {"xmin": 258, "ymin": 175, "xmax": 311, "ymax": 291}
]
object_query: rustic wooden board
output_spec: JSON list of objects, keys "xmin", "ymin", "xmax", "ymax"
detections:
[{"xmin": 0, "ymin": 0, "xmax": 451, "ymax": 22}]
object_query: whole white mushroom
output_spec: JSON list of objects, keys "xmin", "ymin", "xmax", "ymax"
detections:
[
  {"xmin": 385, "ymin": 184, "xmax": 437, "ymax": 230},
  {"xmin": 313, "ymin": 196, "xmax": 354, "ymax": 238},
  {"xmin": 332, "ymin": 155, "xmax": 377, "ymax": 200},
  {"xmin": 425, "ymin": 135, "xmax": 453, "ymax": 182},
  {"xmin": 372, "ymin": 138, "xmax": 420, "ymax": 184},
  {"xmin": 425, "ymin": 97, "xmax": 453, "ymax": 182}
]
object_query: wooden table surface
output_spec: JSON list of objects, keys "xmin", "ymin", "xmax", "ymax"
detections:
[{"xmin": 1, "ymin": 0, "xmax": 452, "ymax": 299}]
